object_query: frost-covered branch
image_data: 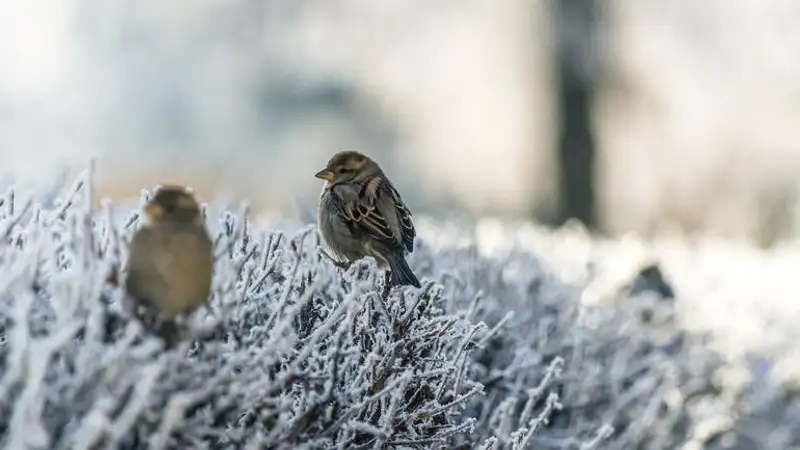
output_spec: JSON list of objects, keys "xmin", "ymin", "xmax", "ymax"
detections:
[{"xmin": 0, "ymin": 176, "xmax": 795, "ymax": 449}]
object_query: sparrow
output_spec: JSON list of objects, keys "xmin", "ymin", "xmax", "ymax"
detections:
[
  {"xmin": 124, "ymin": 185, "xmax": 214, "ymax": 346},
  {"xmin": 621, "ymin": 262, "xmax": 675, "ymax": 300},
  {"xmin": 315, "ymin": 151, "xmax": 421, "ymax": 288}
]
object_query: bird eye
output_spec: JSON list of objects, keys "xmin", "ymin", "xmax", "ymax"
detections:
[{"xmin": 338, "ymin": 167, "xmax": 353, "ymax": 174}]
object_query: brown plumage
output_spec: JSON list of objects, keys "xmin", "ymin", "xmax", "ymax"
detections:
[
  {"xmin": 315, "ymin": 151, "xmax": 421, "ymax": 288},
  {"xmin": 124, "ymin": 185, "xmax": 213, "ymax": 346}
]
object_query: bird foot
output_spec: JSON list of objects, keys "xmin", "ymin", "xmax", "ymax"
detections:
[{"xmin": 317, "ymin": 247, "xmax": 351, "ymax": 270}]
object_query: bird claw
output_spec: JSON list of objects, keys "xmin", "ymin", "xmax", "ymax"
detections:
[{"xmin": 317, "ymin": 247, "xmax": 351, "ymax": 270}]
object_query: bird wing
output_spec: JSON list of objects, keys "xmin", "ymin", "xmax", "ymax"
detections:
[
  {"xmin": 125, "ymin": 227, "xmax": 169, "ymax": 314},
  {"xmin": 332, "ymin": 177, "xmax": 415, "ymax": 253},
  {"xmin": 386, "ymin": 183, "xmax": 416, "ymax": 253}
]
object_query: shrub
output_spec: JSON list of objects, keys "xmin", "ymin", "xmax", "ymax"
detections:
[{"xmin": 0, "ymin": 172, "xmax": 795, "ymax": 449}]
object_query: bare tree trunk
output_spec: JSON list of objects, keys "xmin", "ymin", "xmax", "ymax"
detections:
[{"xmin": 554, "ymin": 0, "xmax": 601, "ymax": 229}]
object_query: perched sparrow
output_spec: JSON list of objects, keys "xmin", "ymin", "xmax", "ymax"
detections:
[
  {"xmin": 124, "ymin": 185, "xmax": 214, "ymax": 346},
  {"xmin": 315, "ymin": 151, "xmax": 421, "ymax": 288}
]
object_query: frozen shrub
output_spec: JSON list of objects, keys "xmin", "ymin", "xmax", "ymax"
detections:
[
  {"xmin": 0, "ymin": 176, "xmax": 484, "ymax": 450},
  {"xmin": 0, "ymin": 172, "xmax": 796, "ymax": 449}
]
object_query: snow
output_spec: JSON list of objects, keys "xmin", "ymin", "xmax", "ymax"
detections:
[{"xmin": 0, "ymin": 172, "xmax": 798, "ymax": 449}]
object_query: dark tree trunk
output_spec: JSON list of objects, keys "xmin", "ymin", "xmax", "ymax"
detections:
[{"xmin": 554, "ymin": 0, "xmax": 601, "ymax": 229}]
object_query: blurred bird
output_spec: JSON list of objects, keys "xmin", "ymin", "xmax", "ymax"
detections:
[
  {"xmin": 124, "ymin": 185, "xmax": 214, "ymax": 346},
  {"xmin": 623, "ymin": 263, "xmax": 676, "ymax": 300},
  {"xmin": 315, "ymin": 151, "xmax": 421, "ymax": 288}
]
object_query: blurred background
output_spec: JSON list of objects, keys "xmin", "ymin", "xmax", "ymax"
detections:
[{"xmin": 2, "ymin": 0, "xmax": 800, "ymax": 245}]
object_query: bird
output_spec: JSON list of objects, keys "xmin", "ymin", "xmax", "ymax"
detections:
[
  {"xmin": 123, "ymin": 185, "xmax": 214, "ymax": 347},
  {"xmin": 621, "ymin": 262, "xmax": 676, "ymax": 300},
  {"xmin": 315, "ymin": 150, "xmax": 421, "ymax": 288}
]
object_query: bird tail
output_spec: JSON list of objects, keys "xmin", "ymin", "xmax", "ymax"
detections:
[{"xmin": 388, "ymin": 253, "xmax": 421, "ymax": 288}]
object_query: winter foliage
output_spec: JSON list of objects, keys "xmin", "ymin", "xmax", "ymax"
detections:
[{"xmin": 0, "ymin": 171, "xmax": 798, "ymax": 449}]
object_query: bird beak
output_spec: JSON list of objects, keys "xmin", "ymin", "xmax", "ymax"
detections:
[
  {"xmin": 314, "ymin": 169, "xmax": 335, "ymax": 181},
  {"xmin": 145, "ymin": 202, "xmax": 164, "ymax": 220}
]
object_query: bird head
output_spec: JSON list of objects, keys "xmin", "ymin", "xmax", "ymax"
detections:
[
  {"xmin": 145, "ymin": 185, "xmax": 203, "ymax": 225},
  {"xmin": 314, "ymin": 151, "xmax": 380, "ymax": 184}
]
